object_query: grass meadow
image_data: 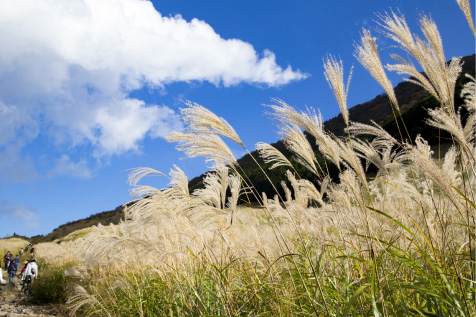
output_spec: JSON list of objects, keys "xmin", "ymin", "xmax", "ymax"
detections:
[{"xmin": 10, "ymin": 1, "xmax": 476, "ymax": 316}]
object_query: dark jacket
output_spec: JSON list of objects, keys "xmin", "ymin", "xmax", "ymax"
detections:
[{"xmin": 8, "ymin": 261, "xmax": 18, "ymax": 273}]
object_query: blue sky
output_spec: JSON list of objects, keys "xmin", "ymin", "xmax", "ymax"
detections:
[{"xmin": 0, "ymin": 0, "xmax": 474, "ymax": 237}]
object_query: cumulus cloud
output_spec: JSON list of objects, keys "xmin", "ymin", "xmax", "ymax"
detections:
[
  {"xmin": 0, "ymin": 0, "xmax": 305, "ymax": 173},
  {"xmin": 0, "ymin": 200, "xmax": 39, "ymax": 228}
]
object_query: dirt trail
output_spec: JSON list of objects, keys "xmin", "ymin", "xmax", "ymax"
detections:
[{"xmin": 0, "ymin": 272, "xmax": 58, "ymax": 317}]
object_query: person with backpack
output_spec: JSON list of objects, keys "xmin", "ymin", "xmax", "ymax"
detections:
[
  {"xmin": 14, "ymin": 254, "xmax": 20, "ymax": 266},
  {"xmin": 20, "ymin": 261, "xmax": 29, "ymax": 291},
  {"xmin": 22, "ymin": 256, "xmax": 38, "ymax": 294},
  {"xmin": 7, "ymin": 258, "xmax": 18, "ymax": 283}
]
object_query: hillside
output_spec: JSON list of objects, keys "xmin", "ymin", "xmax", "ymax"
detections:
[
  {"xmin": 28, "ymin": 204, "xmax": 128, "ymax": 244},
  {"xmin": 24, "ymin": 54, "xmax": 475, "ymax": 243}
]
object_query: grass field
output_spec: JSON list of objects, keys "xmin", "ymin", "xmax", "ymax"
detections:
[{"xmin": 18, "ymin": 1, "xmax": 476, "ymax": 316}]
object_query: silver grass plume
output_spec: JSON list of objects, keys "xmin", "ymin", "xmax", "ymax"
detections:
[
  {"xmin": 169, "ymin": 165, "xmax": 189, "ymax": 196},
  {"xmin": 377, "ymin": 11, "xmax": 440, "ymax": 101},
  {"xmin": 461, "ymin": 74, "xmax": 476, "ymax": 112},
  {"xmin": 426, "ymin": 108, "xmax": 468, "ymax": 148},
  {"xmin": 180, "ymin": 100, "xmax": 243, "ymax": 146},
  {"xmin": 226, "ymin": 173, "xmax": 243, "ymax": 215},
  {"xmin": 266, "ymin": 100, "xmax": 341, "ymax": 168},
  {"xmin": 128, "ymin": 167, "xmax": 166, "ymax": 187},
  {"xmin": 128, "ymin": 167, "xmax": 166, "ymax": 199},
  {"xmin": 256, "ymin": 142, "xmax": 293, "ymax": 170},
  {"xmin": 347, "ymin": 121, "xmax": 398, "ymax": 145},
  {"xmin": 463, "ymin": 112, "xmax": 475, "ymax": 144},
  {"xmin": 192, "ymin": 169, "xmax": 224, "ymax": 209},
  {"xmin": 386, "ymin": 54, "xmax": 440, "ymax": 103},
  {"xmin": 419, "ymin": 15, "xmax": 446, "ymax": 73},
  {"xmin": 347, "ymin": 121, "xmax": 403, "ymax": 174},
  {"xmin": 166, "ymin": 131, "xmax": 237, "ymax": 167},
  {"xmin": 352, "ymin": 138, "xmax": 405, "ymax": 178},
  {"xmin": 67, "ymin": 285, "xmax": 105, "ymax": 317},
  {"xmin": 382, "ymin": 12, "xmax": 462, "ymax": 112},
  {"xmin": 281, "ymin": 180, "xmax": 293, "ymax": 203},
  {"xmin": 266, "ymin": 98, "xmax": 307, "ymax": 128},
  {"xmin": 217, "ymin": 164, "xmax": 230, "ymax": 209},
  {"xmin": 286, "ymin": 170, "xmax": 308, "ymax": 208},
  {"xmin": 192, "ymin": 164, "xmax": 235, "ymax": 211},
  {"xmin": 280, "ymin": 124, "xmax": 321, "ymax": 176},
  {"xmin": 377, "ymin": 10, "xmax": 417, "ymax": 56},
  {"xmin": 324, "ymin": 55, "xmax": 353, "ymax": 126},
  {"xmin": 442, "ymin": 146, "xmax": 462, "ymax": 188},
  {"xmin": 333, "ymin": 136, "xmax": 368, "ymax": 187},
  {"xmin": 354, "ymin": 28, "xmax": 399, "ymax": 111},
  {"xmin": 408, "ymin": 136, "xmax": 461, "ymax": 208},
  {"xmin": 456, "ymin": 0, "xmax": 476, "ymax": 36},
  {"xmin": 266, "ymin": 99, "xmax": 325, "ymax": 140},
  {"xmin": 286, "ymin": 170, "xmax": 324, "ymax": 207}
]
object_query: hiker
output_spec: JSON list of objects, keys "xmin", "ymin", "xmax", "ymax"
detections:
[
  {"xmin": 23, "ymin": 256, "xmax": 38, "ymax": 277},
  {"xmin": 0, "ymin": 268, "xmax": 4, "ymax": 284},
  {"xmin": 22, "ymin": 257, "xmax": 38, "ymax": 295},
  {"xmin": 14, "ymin": 255, "xmax": 20, "ymax": 266},
  {"xmin": 3, "ymin": 251, "xmax": 12, "ymax": 269},
  {"xmin": 19, "ymin": 248, "xmax": 23, "ymax": 257},
  {"xmin": 30, "ymin": 246, "xmax": 35, "ymax": 254},
  {"xmin": 7, "ymin": 258, "xmax": 18, "ymax": 283},
  {"xmin": 24, "ymin": 245, "xmax": 29, "ymax": 253},
  {"xmin": 3, "ymin": 252, "xmax": 7, "ymax": 269},
  {"xmin": 20, "ymin": 261, "xmax": 29, "ymax": 291}
]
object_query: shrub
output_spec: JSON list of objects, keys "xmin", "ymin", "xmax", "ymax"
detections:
[{"xmin": 30, "ymin": 260, "xmax": 77, "ymax": 305}]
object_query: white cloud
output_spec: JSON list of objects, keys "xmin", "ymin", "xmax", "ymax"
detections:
[
  {"xmin": 0, "ymin": 200, "xmax": 39, "ymax": 228},
  {"xmin": 45, "ymin": 155, "xmax": 93, "ymax": 179},
  {"xmin": 0, "ymin": 0, "xmax": 305, "ymax": 167}
]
